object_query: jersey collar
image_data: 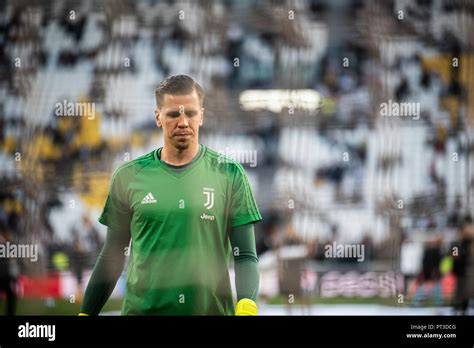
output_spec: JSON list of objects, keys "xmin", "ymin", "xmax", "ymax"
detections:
[{"xmin": 154, "ymin": 144, "xmax": 206, "ymax": 178}]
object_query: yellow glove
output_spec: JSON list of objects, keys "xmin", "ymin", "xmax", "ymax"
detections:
[
  {"xmin": 78, "ymin": 313, "xmax": 89, "ymax": 316},
  {"xmin": 235, "ymin": 298, "xmax": 258, "ymax": 316}
]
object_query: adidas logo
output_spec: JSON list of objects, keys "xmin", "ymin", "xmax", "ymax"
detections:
[{"xmin": 141, "ymin": 192, "xmax": 157, "ymax": 204}]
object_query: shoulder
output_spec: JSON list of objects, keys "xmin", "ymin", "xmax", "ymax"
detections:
[
  {"xmin": 111, "ymin": 150, "xmax": 156, "ymax": 181},
  {"xmin": 203, "ymin": 145, "xmax": 247, "ymax": 178}
]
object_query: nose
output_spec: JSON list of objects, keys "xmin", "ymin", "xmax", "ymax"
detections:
[{"xmin": 177, "ymin": 114, "xmax": 189, "ymax": 128}]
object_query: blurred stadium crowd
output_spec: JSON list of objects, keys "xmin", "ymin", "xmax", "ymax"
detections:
[{"xmin": 1, "ymin": 0, "xmax": 474, "ymax": 314}]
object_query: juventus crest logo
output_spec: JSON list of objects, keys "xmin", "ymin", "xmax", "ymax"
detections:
[{"xmin": 203, "ymin": 188, "xmax": 214, "ymax": 209}]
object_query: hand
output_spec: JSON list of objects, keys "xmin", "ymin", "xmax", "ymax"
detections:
[{"xmin": 235, "ymin": 298, "xmax": 258, "ymax": 316}]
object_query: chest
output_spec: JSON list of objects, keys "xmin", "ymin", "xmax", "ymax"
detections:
[{"xmin": 128, "ymin": 167, "xmax": 231, "ymax": 223}]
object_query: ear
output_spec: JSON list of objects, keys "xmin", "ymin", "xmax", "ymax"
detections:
[
  {"xmin": 155, "ymin": 108, "xmax": 162, "ymax": 128},
  {"xmin": 199, "ymin": 107, "xmax": 205, "ymax": 126}
]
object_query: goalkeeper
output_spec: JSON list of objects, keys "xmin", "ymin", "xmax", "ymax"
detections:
[{"xmin": 80, "ymin": 75, "xmax": 261, "ymax": 315}]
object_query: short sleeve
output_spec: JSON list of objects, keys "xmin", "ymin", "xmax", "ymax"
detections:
[
  {"xmin": 98, "ymin": 168, "xmax": 131, "ymax": 232},
  {"xmin": 230, "ymin": 164, "xmax": 262, "ymax": 227}
]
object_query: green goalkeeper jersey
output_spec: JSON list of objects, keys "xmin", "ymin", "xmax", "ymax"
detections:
[{"xmin": 98, "ymin": 144, "xmax": 262, "ymax": 315}]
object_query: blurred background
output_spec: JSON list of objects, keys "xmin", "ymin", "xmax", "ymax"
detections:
[{"xmin": 1, "ymin": 0, "xmax": 474, "ymax": 315}]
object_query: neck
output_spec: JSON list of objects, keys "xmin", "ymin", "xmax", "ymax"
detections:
[{"xmin": 161, "ymin": 143, "xmax": 200, "ymax": 166}]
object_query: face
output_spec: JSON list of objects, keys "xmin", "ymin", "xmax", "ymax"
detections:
[{"xmin": 155, "ymin": 90, "xmax": 204, "ymax": 151}]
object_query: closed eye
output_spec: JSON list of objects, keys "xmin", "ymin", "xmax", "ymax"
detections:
[
  {"xmin": 166, "ymin": 110, "xmax": 198, "ymax": 117},
  {"xmin": 166, "ymin": 111, "xmax": 181, "ymax": 117}
]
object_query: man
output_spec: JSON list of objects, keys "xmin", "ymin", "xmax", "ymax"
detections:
[
  {"xmin": 411, "ymin": 237, "xmax": 443, "ymax": 307},
  {"xmin": 80, "ymin": 75, "xmax": 261, "ymax": 315},
  {"xmin": 0, "ymin": 228, "xmax": 17, "ymax": 315},
  {"xmin": 452, "ymin": 216, "xmax": 474, "ymax": 315}
]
